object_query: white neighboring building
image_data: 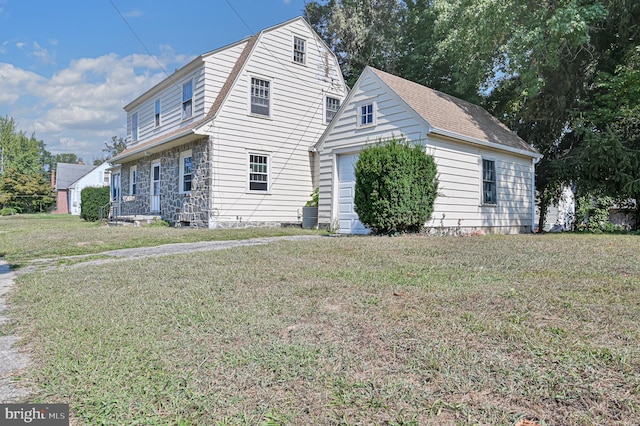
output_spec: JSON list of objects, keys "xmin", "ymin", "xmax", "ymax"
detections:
[{"xmin": 68, "ymin": 162, "xmax": 111, "ymax": 215}]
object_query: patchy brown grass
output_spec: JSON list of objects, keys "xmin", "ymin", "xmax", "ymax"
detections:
[{"xmin": 8, "ymin": 233, "xmax": 640, "ymax": 425}]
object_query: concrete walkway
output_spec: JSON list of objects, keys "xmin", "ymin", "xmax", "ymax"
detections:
[
  {"xmin": 0, "ymin": 260, "xmax": 31, "ymax": 403},
  {"xmin": 0, "ymin": 234, "xmax": 324, "ymax": 402}
]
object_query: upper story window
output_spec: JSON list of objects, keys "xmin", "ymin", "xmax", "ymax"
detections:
[
  {"xmin": 130, "ymin": 166, "xmax": 138, "ymax": 195},
  {"xmin": 326, "ymin": 96, "xmax": 340, "ymax": 123},
  {"xmin": 482, "ymin": 159, "xmax": 497, "ymax": 205},
  {"xmin": 131, "ymin": 112, "xmax": 138, "ymax": 141},
  {"xmin": 182, "ymin": 80, "xmax": 193, "ymax": 120},
  {"xmin": 358, "ymin": 102, "xmax": 375, "ymax": 127},
  {"xmin": 293, "ymin": 36, "xmax": 306, "ymax": 64},
  {"xmin": 250, "ymin": 77, "xmax": 270, "ymax": 117},
  {"xmin": 154, "ymin": 99, "xmax": 161, "ymax": 127},
  {"xmin": 249, "ymin": 153, "xmax": 269, "ymax": 191},
  {"xmin": 180, "ymin": 150, "xmax": 193, "ymax": 193}
]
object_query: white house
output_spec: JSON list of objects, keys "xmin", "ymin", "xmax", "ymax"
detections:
[
  {"xmin": 314, "ymin": 67, "xmax": 542, "ymax": 234},
  {"xmin": 67, "ymin": 162, "xmax": 111, "ymax": 215},
  {"xmin": 109, "ymin": 17, "xmax": 347, "ymax": 227}
]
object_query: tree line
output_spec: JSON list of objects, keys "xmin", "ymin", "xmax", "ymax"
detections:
[
  {"xmin": 304, "ymin": 0, "xmax": 640, "ymax": 229},
  {"xmin": 0, "ymin": 116, "xmax": 125, "ymax": 213}
]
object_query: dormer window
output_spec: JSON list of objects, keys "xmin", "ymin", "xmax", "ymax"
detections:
[
  {"xmin": 293, "ymin": 36, "xmax": 306, "ymax": 64},
  {"xmin": 182, "ymin": 80, "xmax": 193, "ymax": 120},
  {"xmin": 155, "ymin": 99, "xmax": 161, "ymax": 127},
  {"xmin": 131, "ymin": 112, "xmax": 138, "ymax": 141}
]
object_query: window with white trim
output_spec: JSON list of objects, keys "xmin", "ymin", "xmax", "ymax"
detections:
[
  {"xmin": 482, "ymin": 159, "xmax": 497, "ymax": 205},
  {"xmin": 359, "ymin": 102, "xmax": 375, "ymax": 126},
  {"xmin": 249, "ymin": 153, "xmax": 269, "ymax": 191},
  {"xmin": 131, "ymin": 112, "xmax": 138, "ymax": 141},
  {"xmin": 154, "ymin": 99, "xmax": 161, "ymax": 127},
  {"xmin": 182, "ymin": 80, "xmax": 193, "ymax": 120},
  {"xmin": 250, "ymin": 77, "xmax": 270, "ymax": 116},
  {"xmin": 130, "ymin": 166, "xmax": 138, "ymax": 195},
  {"xmin": 293, "ymin": 36, "xmax": 306, "ymax": 64},
  {"xmin": 326, "ymin": 96, "xmax": 340, "ymax": 123},
  {"xmin": 179, "ymin": 150, "xmax": 193, "ymax": 193}
]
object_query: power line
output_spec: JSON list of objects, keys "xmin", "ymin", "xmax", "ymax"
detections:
[{"xmin": 106, "ymin": 0, "xmax": 179, "ymax": 89}]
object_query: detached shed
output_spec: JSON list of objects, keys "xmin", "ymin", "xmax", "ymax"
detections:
[{"xmin": 314, "ymin": 67, "xmax": 542, "ymax": 234}]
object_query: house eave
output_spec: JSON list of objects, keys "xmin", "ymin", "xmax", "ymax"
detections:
[
  {"xmin": 111, "ymin": 129, "xmax": 199, "ymax": 164},
  {"xmin": 430, "ymin": 128, "xmax": 542, "ymax": 160}
]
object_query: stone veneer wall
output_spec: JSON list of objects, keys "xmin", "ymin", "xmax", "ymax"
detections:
[{"xmin": 120, "ymin": 137, "xmax": 212, "ymax": 227}]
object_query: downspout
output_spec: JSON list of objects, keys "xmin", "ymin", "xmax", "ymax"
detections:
[{"xmin": 531, "ymin": 156, "xmax": 541, "ymax": 233}]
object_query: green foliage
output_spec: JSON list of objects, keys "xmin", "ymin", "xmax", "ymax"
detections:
[
  {"xmin": 102, "ymin": 136, "xmax": 127, "ymax": 161},
  {"xmin": 80, "ymin": 186, "xmax": 110, "ymax": 222},
  {"xmin": 305, "ymin": 187, "xmax": 319, "ymax": 207},
  {"xmin": 354, "ymin": 138, "xmax": 438, "ymax": 235},
  {"xmin": 0, "ymin": 167, "xmax": 55, "ymax": 213},
  {"xmin": 0, "ymin": 207, "xmax": 19, "ymax": 216},
  {"xmin": 575, "ymin": 195, "xmax": 626, "ymax": 233}
]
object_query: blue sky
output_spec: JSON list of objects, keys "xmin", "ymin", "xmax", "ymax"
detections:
[{"xmin": 0, "ymin": 0, "xmax": 308, "ymax": 163}]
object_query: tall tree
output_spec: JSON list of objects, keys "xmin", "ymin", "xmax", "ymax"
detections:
[
  {"xmin": 102, "ymin": 136, "xmax": 126, "ymax": 161},
  {"xmin": 304, "ymin": 0, "xmax": 406, "ymax": 86}
]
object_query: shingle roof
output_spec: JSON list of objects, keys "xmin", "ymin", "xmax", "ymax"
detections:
[
  {"xmin": 370, "ymin": 68, "xmax": 539, "ymax": 155},
  {"xmin": 56, "ymin": 163, "xmax": 95, "ymax": 189}
]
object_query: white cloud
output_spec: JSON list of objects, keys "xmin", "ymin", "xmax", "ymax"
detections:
[
  {"xmin": 1, "ymin": 49, "xmax": 186, "ymax": 160},
  {"xmin": 0, "ymin": 62, "xmax": 45, "ymax": 103},
  {"xmin": 122, "ymin": 9, "xmax": 143, "ymax": 18},
  {"xmin": 16, "ymin": 41, "xmax": 25, "ymax": 49},
  {"xmin": 31, "ymin": 41, "xmax": 54, "ymax": 64}
]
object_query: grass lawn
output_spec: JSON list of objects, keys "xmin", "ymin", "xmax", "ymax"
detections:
[
  {"xmin": 0, "ymin": 214, "xmax": 322, "ymax": 267},
  {"xmin": 3, "ymin": 218, "xmax": 640, "ymax": 425}
]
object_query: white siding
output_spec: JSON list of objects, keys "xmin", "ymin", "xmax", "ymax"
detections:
[
  {"xmin": 318, "ymin": 70, "xmax": 535, "ymax": 234},
  {"xmin": 208, "ymin": 19, "xmax": 347, "ymax": 224}
]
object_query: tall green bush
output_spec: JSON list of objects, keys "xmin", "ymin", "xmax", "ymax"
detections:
[
  {"xmin": 354, "ymin": 138, "xmax": 438, "ymax": 234},
  {"xmin": 81, "ymin": 186, "xmax": 110, "ymax": 222}
]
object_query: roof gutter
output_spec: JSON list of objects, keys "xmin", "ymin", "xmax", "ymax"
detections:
[
  {"xmin": 431, "ymin": 127, "xmax": 542, "ymax": 160},
  {"xmin": 111, "ymin": 128, "xmax": 196, "ymax": 164}
]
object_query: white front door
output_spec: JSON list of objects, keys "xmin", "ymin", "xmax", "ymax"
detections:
[
  {"xmin": 337, "ymin": 153, "xmax": 369, "ymax": 234},
  {"xmin": 151, "ymin": 162, "xmax": 161, "ymax": 213}
]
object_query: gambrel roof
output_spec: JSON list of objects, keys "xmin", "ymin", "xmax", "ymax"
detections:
[{"xmin": 112, "ymin": 16, "xmax": 337, "ymax": 163}]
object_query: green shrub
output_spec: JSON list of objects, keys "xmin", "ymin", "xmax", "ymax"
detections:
[
  {"xmin": 0, "ymin": 207, "xmax": 19, "ymax": 216},
  {"xmin": 354, "ymin": 138, "xmax": 438, "ymax": 235},
  {"xmin": 80, "ymin": 186, "xmax": 110, "ymax": 222}
]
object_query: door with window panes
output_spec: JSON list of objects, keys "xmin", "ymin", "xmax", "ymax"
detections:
[{"xmin": 151, "ymin": 161, "xmax": 161, "ymax": 213}]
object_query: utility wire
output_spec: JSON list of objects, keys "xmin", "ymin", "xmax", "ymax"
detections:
[{"xmin": 107, "ymin": 0, "xmax": 179, "ymax": 89}]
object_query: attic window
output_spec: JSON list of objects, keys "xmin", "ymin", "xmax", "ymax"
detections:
[
  {"xmin": 293, "ymin": 36, "xmax": 306, "ymax": 64},
  {"xmin": 182, "ymin": 80, "xmax": 193, "ymax": 120},
  {"xmin": 358, "ymin": 102, "xmax": 375, "ymax": 127},
  {"xmin": 482, "ymin": 159, "xmax": 497, "ymax": 205},
  {"xmin": 250, "ymin": 77, "xmax": 270, "ymax": 117}
]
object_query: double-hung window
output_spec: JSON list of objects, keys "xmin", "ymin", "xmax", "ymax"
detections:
[
  {"xmin": 130, "ymin": 166, "xmax": 138, "ymax": 195},
  {"xmin": 326, "ymin": 97, "xmax": 340, "ymax": 123},
  {"xmin": 359, "ymin": 102, "xmax": 374, "ymax": 126},
  {"xmin": 131, "ymin": 112, "xmax": 138, "ymax": 142},
  {"xmin": 293, "ymin": 36, "xmax": 306, "ymax": 64},
  {"xmin": 250, "ymin": 77, "xmax": 270, "ymax": 117},
  {"xmin": 249, "ymin": 153, "xmax": 269, "ymax": 191},
  {"xmin": 182, "ymin": 80, "xmax": 193, "ymax": 120},
  {"xmin": 180, "ymin": 150, "xmax": 193, "ymax": 193},
  {"xmin": 482, "ymin": 159, "xmax": 497, "ymax": 205},
  {"xmin": 154, "ymin": 99, "xmax": 161, "ymax": 127}
]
